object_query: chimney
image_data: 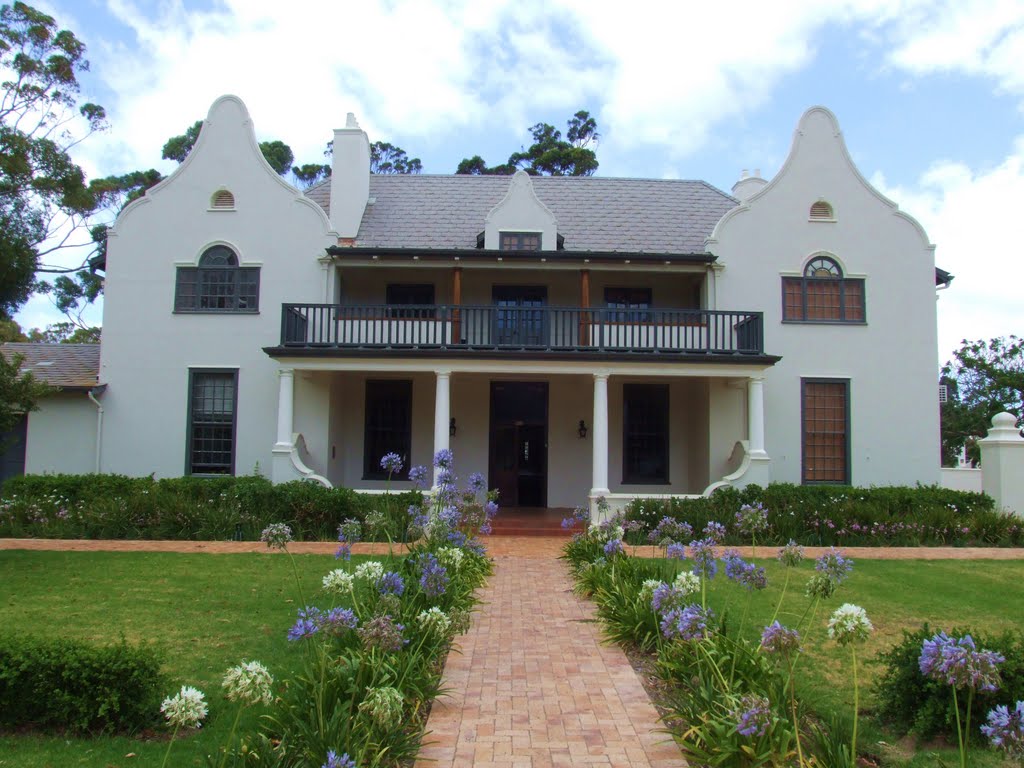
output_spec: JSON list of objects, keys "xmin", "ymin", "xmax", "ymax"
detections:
[
  {"xmin": 731, "ymin": 167, "xmax": 768, "ymax": 202},
  {"xmin": 329, "ymin": 113, "xmax": 370, "ymax": 238}
]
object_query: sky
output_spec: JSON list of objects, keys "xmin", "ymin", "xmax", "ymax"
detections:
[{"xmin": 15, "ymin": 0, "xmax": 1024, "ymax": 368}]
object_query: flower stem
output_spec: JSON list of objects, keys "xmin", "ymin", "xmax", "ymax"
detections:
[
  {"xmin": 953, "ymin": 686, "xmax": 965, "ymax": 768},
  {"xmin": 286, "ymin": 550, "xmax": 306, "ymax": 606},
  {"xmin": 218, "ymin": 705, "xmax": 243, "ymax": 768},
  {"xmin": 788, "ymin": 659, "xmax": 806, "ymax": 767},
  {"xmin": 851, "ymin": 645, "xmax": 859, "ymax": 768},
  {"xmin": 160, "ymin": 724, "xmax": 180, "ymax": 768},
  {"xmin": 769, "ymin": 568, "xmax": 791, "ymax": 625}
]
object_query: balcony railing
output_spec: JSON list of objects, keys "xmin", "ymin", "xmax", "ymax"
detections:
[{"xmin": 280, "ymin": 304, "xmax": 765, "ymax": 356}]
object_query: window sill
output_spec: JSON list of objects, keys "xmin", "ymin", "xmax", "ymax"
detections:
[
  {"xmin": 621, "ymin": 478, "xmax": 672, "ymax": 486},
  {"xmin": 781, "ymin": 320, "xmax": 866, "ymax": 326},
  {"xmin": 174, "ymin": 310, "xmax": 260, "ymax": 315}
]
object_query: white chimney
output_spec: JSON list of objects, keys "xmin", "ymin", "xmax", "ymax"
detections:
[
  {"xmin": 329, "ymin": 113, "xmax": 370, "ymax": 238},
  {"xmin": 731, "ymin": 168, "xmax": 768, "ymax": 202}
]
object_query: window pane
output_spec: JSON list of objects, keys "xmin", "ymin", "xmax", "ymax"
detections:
[
  {"xmin": 843, "ymin": 280, "xmax": 864, "ymax": 321},
  {"xmin": 364, "ymin": 380, "xmax": 412, "ymax": 479},
  {"xmin": 802, "ymin": 381, "xmax": 847, "ymax": 483},
  {"xmin": 500, "ymin": 232, "xmax": 541, "ymax": 251},
  {"xmin": 806, "ymin": 280, "xmax": 841, "ymax": 321},
  {"xmin": 386, "ymin": 284, "xmax": 436, "ymax": 318},
  {"xmin": 175, "ymin": 268, "xmax": 198, "ymax": 311},
  {"xmin": 189, "ymin": 371, "xmax": 236, "ymax": 475},
  {"xmin": 623, "ymin": 384, "xmax": 669, "ymax": 483},
  {"xmin": 782, "ymin": 278, "xmax": 803, "ymax": 320}
]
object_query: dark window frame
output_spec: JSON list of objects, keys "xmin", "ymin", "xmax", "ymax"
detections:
[
  {"xmin": 386, "ymin": 283, "xmax": 436, "ymax": 318},
  {"xmin": 175, "ymin": 245, "xmax": 260, "ymax": 313},
  {"xmin": 622, "ymin": 383, "xmax": 670, "ymax": 485},
  {"xmin": 782, "ymin": 256, "xmax": 865, "ymax": 324},
  {"xmin": 499, "ymin": 232, "xmax": 542, "ymax": 251},
  {"xmin": 186, "ymin": 369, "xmax": 238, "ymax": 476},
  {"xmin": 363, "ymin": 379, "xmax": 413, "ymax": 480},
  {"xmin": 800, "ymin": 378, "xmax": 851, "ymax": 485},
  {"xmin": 605, "ymin": 286, "xmax": 653, "ymax": 322}
]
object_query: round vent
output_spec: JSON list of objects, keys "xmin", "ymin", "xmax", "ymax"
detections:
[{"xmin": 810, "ymin": 200, "xmax": 833, "ymax": 219}]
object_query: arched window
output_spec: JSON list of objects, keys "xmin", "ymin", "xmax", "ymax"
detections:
[
  {"xmin": 174, "ymin": 245, "xmax": 260, "ymax": 312},
  {"xmin": 211, "ymin": 189, "xmax": 235, "ymax": 209},
  {"xmin": 783, "ymin": 255, "xmax": 864, "ymax": 323},
  {"xmin": 809, "ymin": 200, "xmax": 834, "ymax": 220}
]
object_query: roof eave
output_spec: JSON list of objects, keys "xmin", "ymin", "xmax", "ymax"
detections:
[{"xmin": 326, "ymin": 246, "xmax": 717, "ymax": 265}]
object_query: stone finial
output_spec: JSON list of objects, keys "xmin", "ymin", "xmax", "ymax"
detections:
[
  {"xmin": 345, "ymin": 112, "xmax": 359, "ymax": 129},
  {"xmin": 982, "ymin": 412, "xmax": 1023, "ymax": 441}
]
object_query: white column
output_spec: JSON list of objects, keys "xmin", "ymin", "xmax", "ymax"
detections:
[
  {"xmin": 275, "ymin": 368, "xmax": 295, "ymax": 448},
  {"xmin": 433, "ymin": 370, "xmax": 451, "ymax": 486},
  {"xmin": 591, "ymin": 373, "xmax": 610, "ymax": 496},
  {"xmin": 748, "ymin": 376, "xmax": 766, "ymax": 456}
]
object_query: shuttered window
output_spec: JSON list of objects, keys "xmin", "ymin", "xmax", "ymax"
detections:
[
  {"xmin": 801, "ymin": 379, "xmax": 849, "ymax": 484},
  {"xmin": 782, "ymin": 256, "xmax": 864, "ymax": 323},
  {"xmin": 623, "ymin": 383, "xmax": 669, "ymax": 484},
  {"xmin": 187, "ymin": 370, "xmax": 237, "ymax": 475},
  {"xmin": 175, "ymin": 245, "xmax": 259, "ymax": 313}
]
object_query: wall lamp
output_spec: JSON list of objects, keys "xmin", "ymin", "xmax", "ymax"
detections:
[
  {"xmin": 578, "ymin": 419, "xmax": 588, "ymax": 439},
  {"xmin": 450, "ymin": 417, "xmax": 457, "ymax": 437}
]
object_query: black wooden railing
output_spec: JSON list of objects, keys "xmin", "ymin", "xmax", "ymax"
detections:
[{"xmin": 280, "ymin": 304, "xmax": 764, "ymax": 355}]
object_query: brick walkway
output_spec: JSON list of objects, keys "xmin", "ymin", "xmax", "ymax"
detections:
[{"xmin": 414, "ymin": 554, "xmax": 685, "ymax": 767}]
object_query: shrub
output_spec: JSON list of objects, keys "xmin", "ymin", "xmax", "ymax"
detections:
[
  {"xmin": 623, "ymin": 483, "xmax": 1021, "ymax": 547},
  {"xmin": 0, "ymin": 634, "xmax": 166, "ymax": 734},
  {"xmin": 0, "ymin": 473, "xmax": 421, "ymax": 542},
  {"xmin": 873, "ymin": 623, "xmax": 1024, "ymax": 739}
]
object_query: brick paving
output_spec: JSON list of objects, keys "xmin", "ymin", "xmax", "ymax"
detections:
[{"xmin": 414, "ymin": 554, "xmax": 686, "ymax": 767}]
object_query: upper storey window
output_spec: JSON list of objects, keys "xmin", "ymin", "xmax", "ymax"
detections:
[
  {"xmin": 783, "ymin": 256, "xmax": 864, "ymax": 323},
  {"xmin": 500, "ymin": 232, "xmax": 541, "ymax": 251},
  {"xmin": 175, "ymin": 245, "xmax": 259, "ymax": 313}
]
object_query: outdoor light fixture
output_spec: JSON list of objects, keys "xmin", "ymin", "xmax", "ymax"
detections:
[
  {"xmin": 450, "ymin": 417, "xmax": 457, "ymax": 437},
  {"xmin": 578, "ymin": 420, "xmax": 588, "ymax": 439}
]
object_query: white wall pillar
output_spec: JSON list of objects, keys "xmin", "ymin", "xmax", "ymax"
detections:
[
  {"xmin": 591, "ymin": 373, "xmax": 610, "ymax": 504},
  {"xmin": 275, "ymin": 368, "xmax": 295, "ymax": 448},
  {"xmin": 978, "ymin": 412, "xmax": 1024, "ymax": 517},
  {"xmin": 748, "ymin": 376, "xmax": 766, "ymax": 456},
  {"xmin": 433, "ymin": 370, "xmax": 451, "ymax": 486}
]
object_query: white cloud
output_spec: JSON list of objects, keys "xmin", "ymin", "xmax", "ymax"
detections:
[{"xmin": 871, "ymin": 139, "xmax": 1024, "ymax": 366}]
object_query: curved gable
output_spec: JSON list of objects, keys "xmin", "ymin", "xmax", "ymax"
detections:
[{"xmin": 483, "ymin": 171, "xmax": 559, "ymax": 250}]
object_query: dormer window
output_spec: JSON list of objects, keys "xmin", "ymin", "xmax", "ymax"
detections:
[
  {"xmin": 211, "ymin": 189, "xmax": 235, "ymax": 209},
  {"xmin": 500, "ymin": 232, "xmax": 541, "ymax": 251},
  {"xmin": 782, "ymin": 255, "xmax": 864, "ymax": 323},
  {"xmin": 809, "ymin": 200, "xmax": 834, "ymax": 220},
  {"xmin": 175, "ymin": 245, "xmax": 259, "ymax": 313}
]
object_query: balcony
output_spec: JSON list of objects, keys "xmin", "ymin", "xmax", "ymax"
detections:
[{"xmin": 277, "ymin": 304, "xmax": 766, "ymax": 358}]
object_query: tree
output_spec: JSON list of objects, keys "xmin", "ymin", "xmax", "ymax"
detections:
[
  {"xmin": 456, "ymin": 110, "xmax": 599, "ymax": 176},
  {"xmin": 940, "ymin": 335, "xmax": 1024, "ymax": 465},
  {"xmin": 292, "ymin": 163, "xmax": 330, "ymax": 188},
  {"xmin": 0, "ymin": 1, "xmax": 106, "ymax": 318},
  {"xmin": 26, "ymin": 320, "xmax": 98, "ymax": 342},
  {"xmin": 0, "ymin": 349, "xmax": 51, "ymax": 435},
  {"xmin": 370, "ymin": 141, "xmax": 421, "ymax": 174}
]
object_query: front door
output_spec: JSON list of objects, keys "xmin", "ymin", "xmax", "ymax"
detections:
[
  {"xmin": 492, "ymin": 286, "xmax": 547, "ymax": 347},
  {"xmin": 489, "ymin": 382, "xmax": 547, "ymax": 507}
]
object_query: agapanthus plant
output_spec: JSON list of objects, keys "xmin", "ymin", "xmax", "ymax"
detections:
[
  {"xmin": 920, "ymin": 632, "xmax": 1005, "ymax": 767},
  {"xmin": 829, "ymin": 604, "xmax": 873, "ymax": 767},
  {"xmin": 219, "ymin": 661, "xmax": 274, "ymax": 768},
  {"xmin": 322, "ymin": 751, "xmax": 357, "ymax": 768},
  {"xmin": 159, "ymin": 685, "xmax": 208, "ymax": 768},
  {"xmin": 736, "ymin": 502, "xmax": 769, "ymax": 556},
  {"xmin": 730, "ymin": 693, "xmax": 772, "ymax": 738},
  {"xmin": 406, "ymin": 450, "xmax": 498, "ymax": 548},
  {"xmin": 981, "ymin": 700, "xmax": 1024, "ymax": 760},
  {"xmin": 358, "ymin": 686, "xmax": 404, "ymax": 729},
  {"xmin": 660, "ymin": 603, "xmax": 714, "ymax": 641}
]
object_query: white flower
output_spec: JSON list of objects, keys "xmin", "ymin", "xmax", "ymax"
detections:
[
  {"xmin": 160, "ymin": 685, "xmax": 208, "ymax": 729},
  {"xmin": 674, "ymin": 571, "xmax": 701, "ymax": 596},
  {"xmin": 436, "ymin": 547, "xmax": 464, "ymax": 571},
  {"xmin": 322, "ymin": 569, "xmax": 355, "ymax": 594},
  {"xmin": 416, "ymin": 607, "xmax": 452, "ymax": 636},
  {"xmin": 222, "ymin": 660, "xmax": 274, "ymax": 705},
  {"xmin": 639, "ymin": 579, "xmax": 665, "ymax": 602},
  {"xmin": 358, "ymin": 686, "xmax": 404, "ymax": 728},
  {"xmin": 354, "ymin": 561, "xmax": 385, "ymax": 581},
  {"xmin": 827, "ymin": 603, "xmax": 873, "ymax": 646}
]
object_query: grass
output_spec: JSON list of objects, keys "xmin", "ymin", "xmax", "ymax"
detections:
[
  {"xmin": 671, "ymin": 556, "xmax": 1024, "ymax": 767},
  {"xmin": 0, "ymin": 549, "xmax": 396, "ymax": 768}
]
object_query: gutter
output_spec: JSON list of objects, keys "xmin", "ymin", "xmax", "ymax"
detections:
[{"xmin": 88, "ymin": 384, "xmax": 107, "ymax": 474}]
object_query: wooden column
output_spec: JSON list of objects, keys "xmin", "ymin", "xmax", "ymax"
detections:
[
  {"xmin": 579, "ymin": 269, "xmax": 590, "ymax": 346},
  {"xmin": 451, "ymin": 266, "xmax": 462, "ymax": 344}
]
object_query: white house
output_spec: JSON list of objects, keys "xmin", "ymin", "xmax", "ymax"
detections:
[{"xmin": 10, "ymin": 96, "xmax": 949, "ymax": 516}]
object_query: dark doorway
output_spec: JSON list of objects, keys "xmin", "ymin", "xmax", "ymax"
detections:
[
  {"xmin": 489, "ymin": 381, "xmax": 548, "ymax": 507},
  {"xmin": 492, "ymin": 286, "xmax": 547, "ymax": 346},
  {"xmin": 0, "ymin": 414, "xmax": 27, "ymax": 486}
]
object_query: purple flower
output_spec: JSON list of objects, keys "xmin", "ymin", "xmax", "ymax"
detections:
[
  {"xmin": 660, "ymin": 604, "xmax": 714, "ymax": 641},
  {"xmin": 322, "ymin": 608, "xmax": 359, "ymax": 634},
  {"xmin": 287, "ymin": 606, "xmax": 325, "ymax": 641},
  {"xmin": 484, "ymin": 500, "xmax": 499, "ymax": 518},
  {"xmin": 760, "ymin": 621, "xmax": 801, "ymax": 656},
  {"xmin": 777, "ymin": 540, "xmax": 805, "ymax": 567},
  {"xmin": 666, "ymin": 542, "xmax": 687, "ymax": 560},
  {"xmin": 648, "ymin": 517, "xmax": 693, "ymax": 545},
  {"xmin": 437, "ymin": 469, "xmax": 455, "ymax": 488},
  {"xmin": 919, "ymin": 633, "xmax": 1004, "ymax": 691},
  {"xmin": 377, "ymin": 572, "xmax": 405, "ymax": 596},
  {"xmin": 447, "ymin": 530, "xmax": 468, "ymax": 547},
  {"xmin": 468, "ymin": 472, "xmax": 486, "ymax": 494},
  {"xmin": 604, "ymin": 538, "xmax": 624, "ymax": 557},
  {"xmin": 722, "ymin": 549, "xmax": 747, "ymax": 579},
  {"xmin": 981, "ymin": 701, "xmax": 1024, "ymax": 757},
  {"xmin": 408, "ymin": 465, "xmax": 430, "ymax": 488},
  {"xmin": 703, "ymin": 521, "xmax": 727, "ymax": 543},
  {"xmin": 439, "ymin": 505, "xmax": 460, "ymax": 527},
  {"xmin": 689, "ymin": 538, "xmax": 718, "ymax": 579},
  {"xmin": 418, "ymin": 553, "xmax": 450, "ymax": 597},
  {"xmin": 731, "ymin": 694, "xmax": 771, "ymax": 738},
  {"xmin": 335, "ymin": 541, "xmax": 352, "ymax": 561},
  {"xmin": 323, "ymin": 751, "xmax": 357, "ymax": 768},
  {"xmin": 434, "ymin": 449, "xmax": 453, "ymax": 469},
  {"xmin": 815, "ymin": 547, "xmax": 853, "ymax": 583},
  {"xmin": 358, "ymin": 614, "xmax": 406, "ymax": 653},
  {"xmin": 651, "ymin": 583, "xmax": 683, "ymax": 614},
  {"xmin": 736, "ymin": 502, "xmax": 769, "ymax": 535},
  {"xmin": 380, "ymin": 452, "xmax": 404, "ymax": 475}
]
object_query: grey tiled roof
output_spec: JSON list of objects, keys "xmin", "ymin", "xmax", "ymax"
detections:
[
  {"xmin": 305, "ymin": 175, "xmax": 737, "ymax": 253},
  {"xmin": 1, "ymin": 343, "xmax": 100, "ymax": 389}
]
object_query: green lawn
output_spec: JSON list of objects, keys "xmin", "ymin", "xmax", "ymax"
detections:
[
  {"xmin": 695, "ymin": 557, "xmax": 1024, "ymax": 766},
  {"xmin": 0, "ymin": 550, "xmax": 390, "ymax": 768}
]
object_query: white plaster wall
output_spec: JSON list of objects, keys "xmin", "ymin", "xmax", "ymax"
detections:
[
  {"xmin": 100, "ymin": 96, "xmax": 336, "ymax": 479},
  {"xmin": 25, "ymin": 394, "xmax": 97, "ymax": 475},
  {"xmin": 483, "ymin": 171, "xmax": 558, "ymax": 250},
  {"xmin": 708, "ymin": 378, "xmax": 747, "ymax": 482},
  {"xmin": 710, "ymin": 107, "xmax": 940, "ymax": 487},
  {"xmin": 940, "ymin": 468, "xmax": 983, "ymax": 493},
  {"xmin": 293, "ymin": 372, "xmax": 331, "ymax": 477}
]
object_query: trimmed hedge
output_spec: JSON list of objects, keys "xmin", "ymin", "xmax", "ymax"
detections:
[
  {"xmin": 0, "ymin": 474, "xmax": 421, "ymax": 541},
  {"xmin": 623, "ymin": 483, "xmax": 1023, "ymax": 547},
  {"xmin": 0, "ymin": 634, "xmax": 166, "ymax": 734}
]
